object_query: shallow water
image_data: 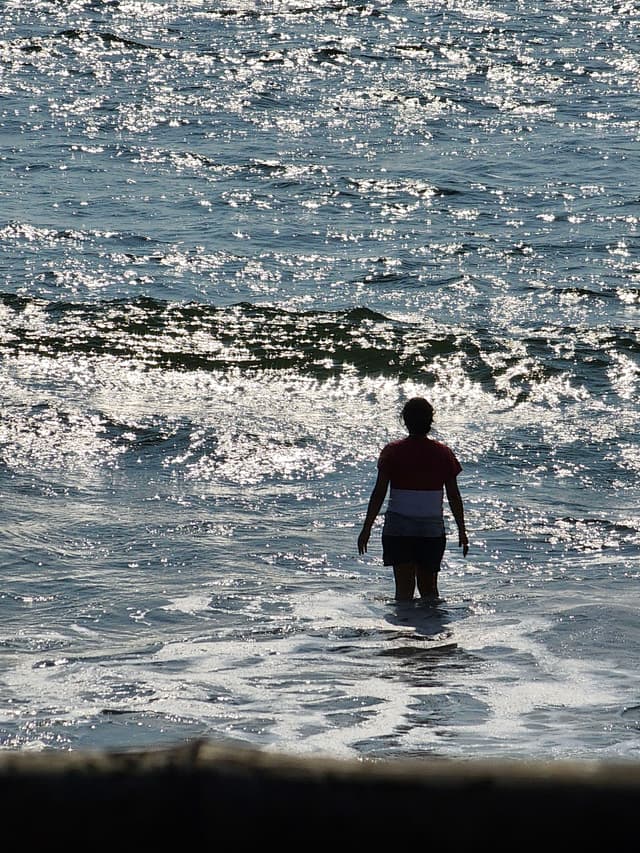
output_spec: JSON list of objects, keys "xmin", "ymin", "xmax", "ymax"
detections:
[{"xmin": 1, "ymin": 0, "xmax": 639, "ymax": 759}]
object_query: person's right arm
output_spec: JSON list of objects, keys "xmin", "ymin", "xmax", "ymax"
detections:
[{"xmin": 445, "ymin": 477, "xmax": 469, "ymax": 556}]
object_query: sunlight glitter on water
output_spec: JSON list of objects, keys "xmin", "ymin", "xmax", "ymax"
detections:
[{"xmin": 1, "ymin": 0, "xmax": 639, "ymax": 759}]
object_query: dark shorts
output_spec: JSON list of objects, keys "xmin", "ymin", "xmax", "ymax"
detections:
[{"xmin": 382, "ymin": 535, "xmax": 446, "ymax": 573}]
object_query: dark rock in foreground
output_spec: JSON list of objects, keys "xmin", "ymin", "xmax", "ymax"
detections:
[{"xmin": 2, "ymin": 740, "xmax": 638, "ymax": 843}]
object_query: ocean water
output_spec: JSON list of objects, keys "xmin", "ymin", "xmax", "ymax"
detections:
[{"xmin": 1, "ymin": 0, "xmax": 639, "ymax": 760}]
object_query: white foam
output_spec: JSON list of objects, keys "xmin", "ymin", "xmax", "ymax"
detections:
[
  {"xmin": 161, "ymin": 594, "xmax": 213, "ymax": 614},
  {"xmin": 1, "ymin": 588, "xmax": 632, "ymax": 760}
]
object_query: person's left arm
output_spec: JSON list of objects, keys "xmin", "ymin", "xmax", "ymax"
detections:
[{"xmin": 357, "ymin": 471, "xmax": 390, "ymax": 554}]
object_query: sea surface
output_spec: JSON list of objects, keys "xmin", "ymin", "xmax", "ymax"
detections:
[{"xmin": 1, "ymin": 0, "xmax": 639, "ymax": 760}]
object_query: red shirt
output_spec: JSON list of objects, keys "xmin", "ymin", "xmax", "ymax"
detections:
[{"xmin": 378, "ymin": 436, "xmax": 462, "ymax": 490}]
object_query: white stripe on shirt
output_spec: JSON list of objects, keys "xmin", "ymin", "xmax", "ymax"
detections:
[{"xmin": 387, "ymin": 487, "xmax": 443, "ymax": 517}]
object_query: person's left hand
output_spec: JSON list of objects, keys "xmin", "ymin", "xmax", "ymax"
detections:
[{"xmin": 357, "ymin": 528, "xmax": 370, "ymax": 555}]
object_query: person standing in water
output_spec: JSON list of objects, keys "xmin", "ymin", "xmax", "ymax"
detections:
[{"xmin": 357, "ymin": 397, "xmax": 469, "ymax": 601}]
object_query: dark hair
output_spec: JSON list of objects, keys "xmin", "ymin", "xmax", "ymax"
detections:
[{"xmin": 402, "ymin": 397, "xmax": 434, "ymax": 436}]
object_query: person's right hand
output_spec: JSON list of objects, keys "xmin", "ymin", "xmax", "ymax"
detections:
[{"xmin": 459, "ymin": 530, "xmax": 469, "ymax": 557}]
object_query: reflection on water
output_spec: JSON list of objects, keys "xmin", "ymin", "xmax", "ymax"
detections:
[
  {"xmin": 379, "ymin": 599, "xmax": 457, "ymax": 659},
  {"xmin": 384, "ymin": 598, "xmax": 453, "ymax": 636}
]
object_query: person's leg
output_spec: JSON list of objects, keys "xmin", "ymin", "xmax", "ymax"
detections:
[
  {"xmin": 393, "ymin": 563, "xmax": 417, "ymax": 601},
  {"xmin": 416, "ymin": 568, "xmax": 439, "ymax": 598},
  {"xmin": 416, "ymin": 537, "xmax": 445, "ymax": 599}
]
